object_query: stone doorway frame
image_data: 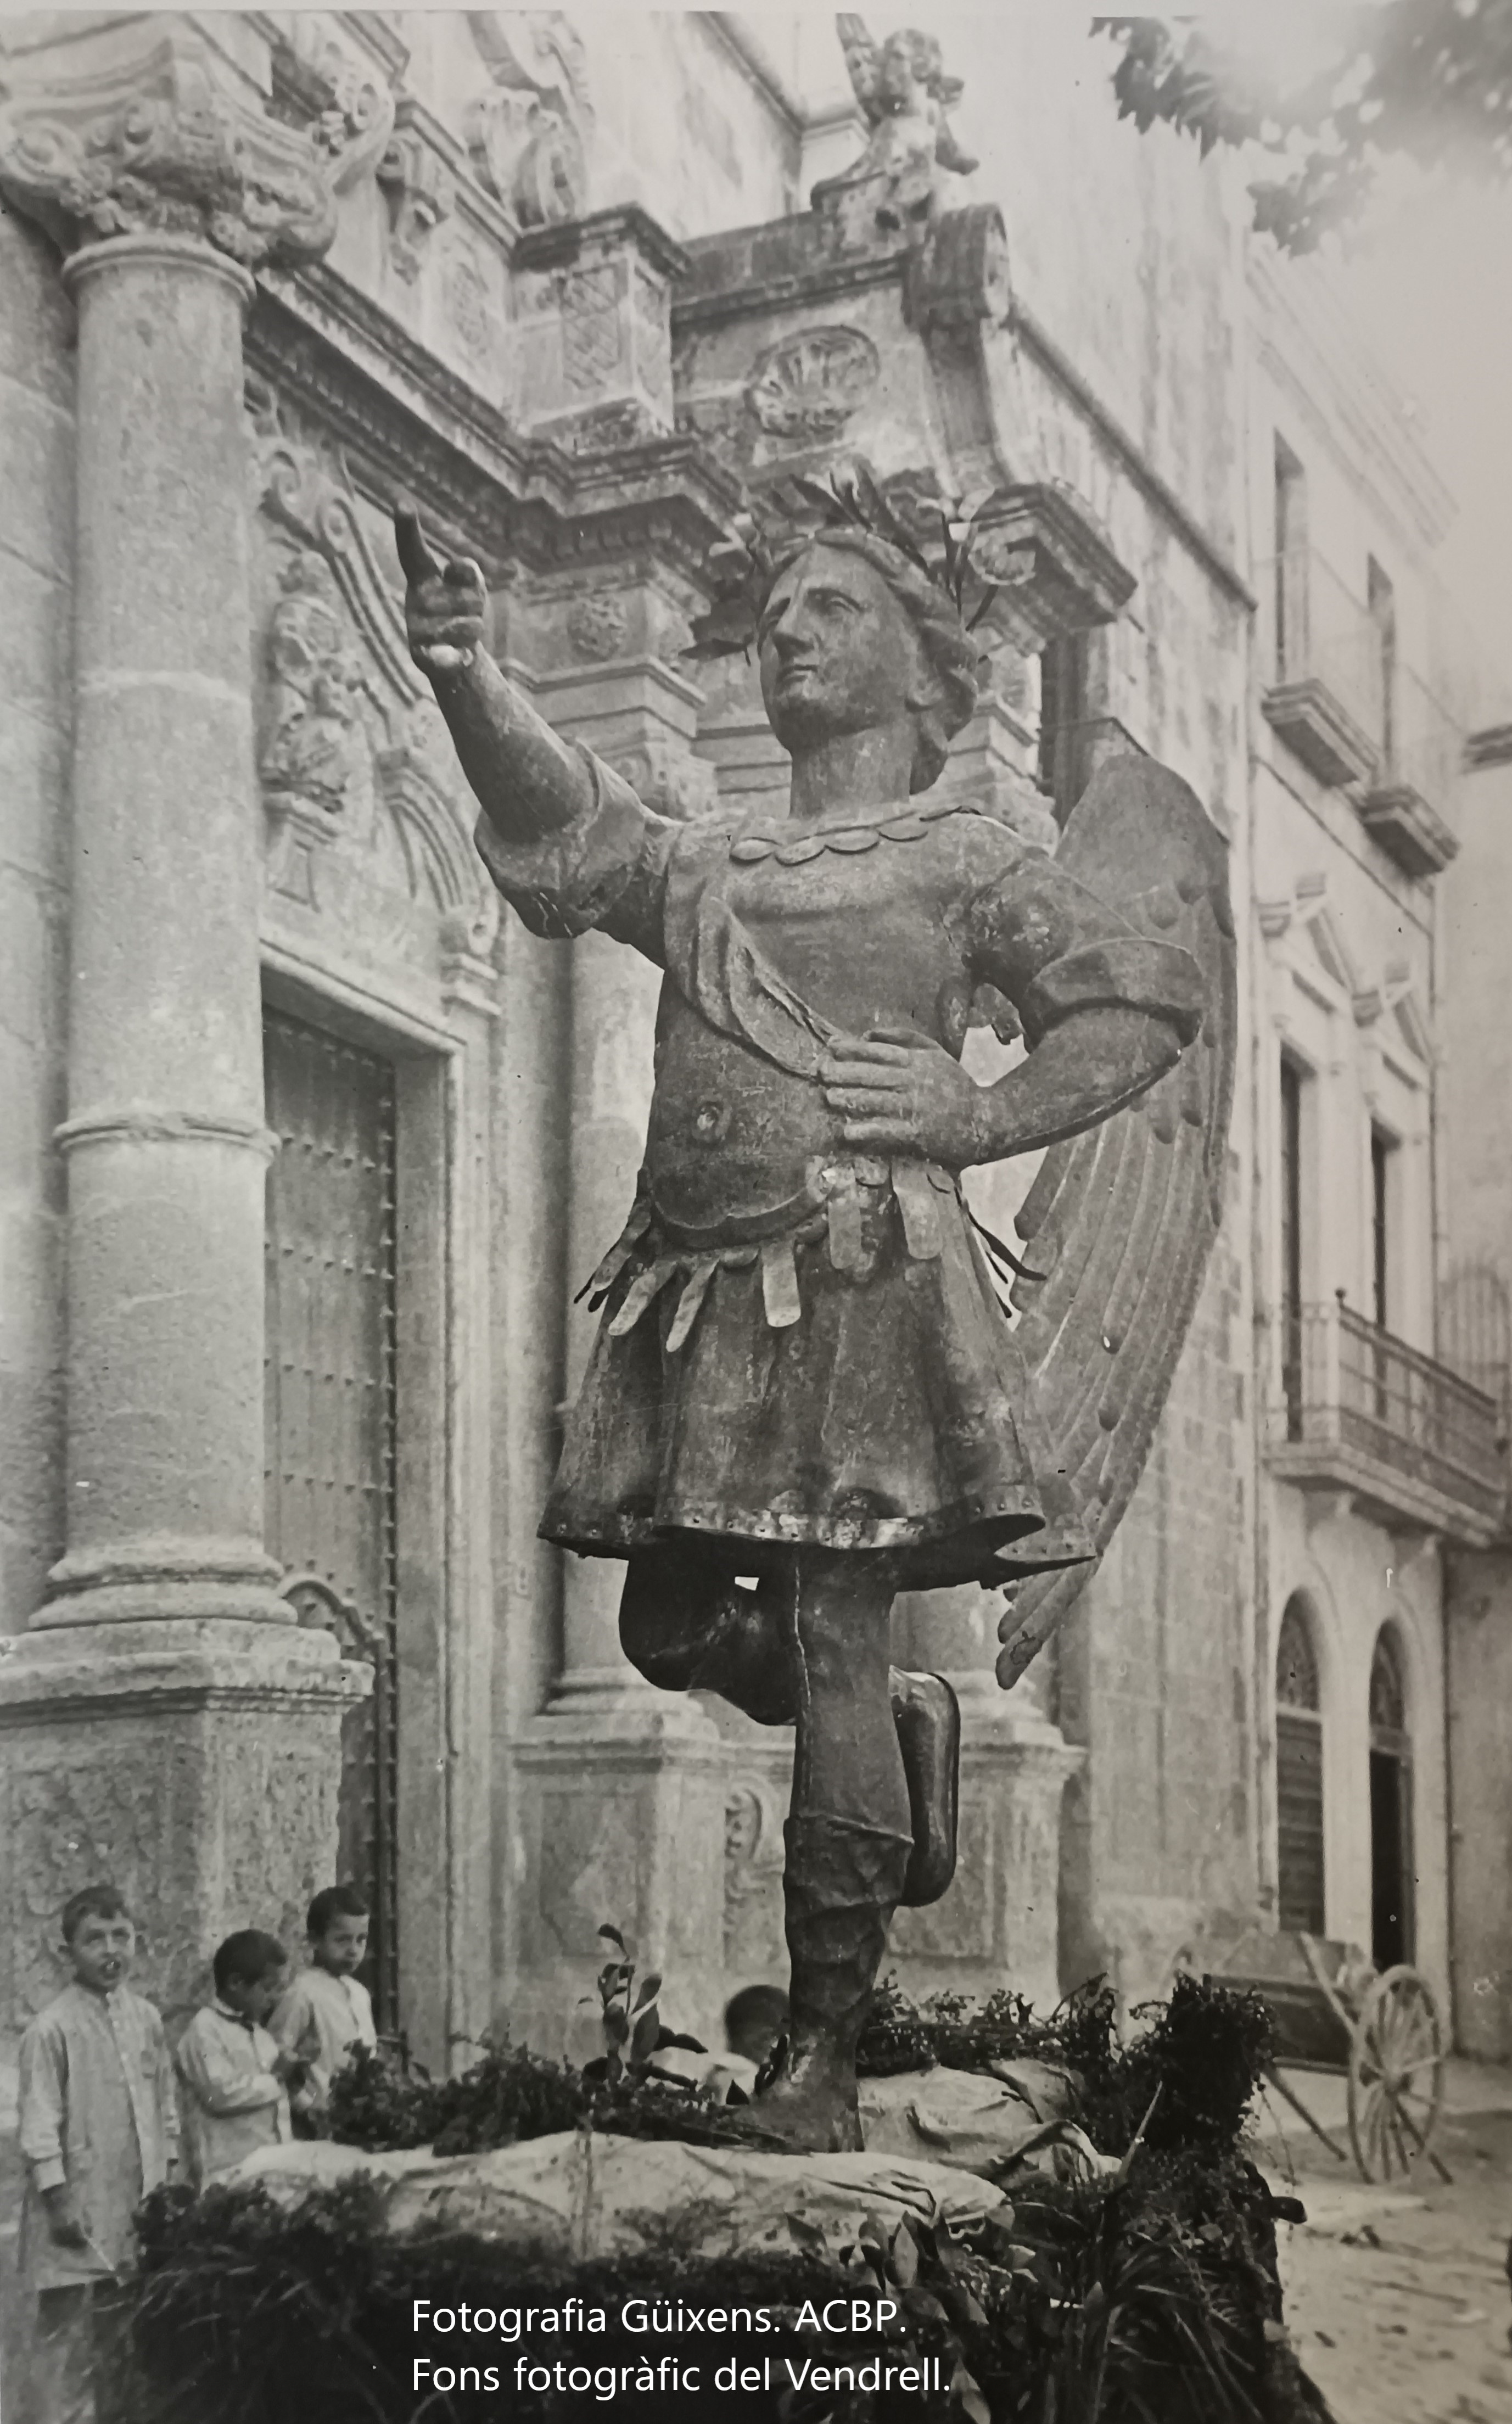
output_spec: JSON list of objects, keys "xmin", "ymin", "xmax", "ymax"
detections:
[{"xmin": 259, "ymin": 948, "xmax": 498, "ymax": 2074}]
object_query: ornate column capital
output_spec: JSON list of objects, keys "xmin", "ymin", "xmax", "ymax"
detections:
[{"xmin": 0, "ymin": 15, "xmax": 338, "ymax": 268}]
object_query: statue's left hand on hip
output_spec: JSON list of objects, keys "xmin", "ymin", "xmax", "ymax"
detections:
[{"xmin": 820, "ymin": 1028, "xmax": 990, "ymax": 1166}]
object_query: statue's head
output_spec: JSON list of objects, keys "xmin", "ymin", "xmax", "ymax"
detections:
[
  {"xmin": 756, "ymin": 532, "xmax": 978, "ymax": 793},
  {"xmin": 879, "ymin": 29, "xmax": 942, "ymax": 107}
]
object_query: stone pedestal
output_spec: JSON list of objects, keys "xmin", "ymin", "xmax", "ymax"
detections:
[
  {"xmin": 891, "ymin": 1587, "xmax": 1084, "ymax": 2012},
  {"xmin": 511, "ymin": 205, "xmax": 687, "ymax": 452},
  {"xmin": 0, "ymin": 1622, "xmax": 360, "ymax": 2033},
  {"xmin": 0, "ymin": 16, "xmax": 363, "ymax": 2037}
]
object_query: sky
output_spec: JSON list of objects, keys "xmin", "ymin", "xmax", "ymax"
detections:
[{"xmin": 1327, "ymin": 164, "xmax": 1512, "ymax": 723}]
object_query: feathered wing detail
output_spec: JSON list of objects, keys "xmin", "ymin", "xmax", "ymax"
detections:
[{"xmin": 995, "ymin": 756, "xmax": 1237, "ymax": 1689}]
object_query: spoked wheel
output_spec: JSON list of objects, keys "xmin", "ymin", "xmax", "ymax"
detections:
[{"xmin": 1346, "ymin": 1966, "xmax": 1446, "ymax": 2182}]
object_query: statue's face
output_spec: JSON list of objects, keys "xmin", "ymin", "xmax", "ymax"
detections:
[{"xmin": 758, "ymin": 544, "xmax": 934, "ymax": 758}]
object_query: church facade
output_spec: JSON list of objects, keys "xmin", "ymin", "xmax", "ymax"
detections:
[{"xmin": 0, "ymin": 9, "xmax": 1500, "ymax": 2072}]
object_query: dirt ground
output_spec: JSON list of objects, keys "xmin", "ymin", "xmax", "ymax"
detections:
[{"xmin": 1259, "ymin": 2067, "xmax": 1512, "ymax": 2424}]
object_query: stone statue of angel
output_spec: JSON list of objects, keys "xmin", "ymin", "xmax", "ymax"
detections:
[
  {"xmin": 395, "ymin": 463, "xmax": 1234, "ymax": 2152},
  {"xmin": 836, "ymin": 14, "xmax": 979, "ymax": 187}
]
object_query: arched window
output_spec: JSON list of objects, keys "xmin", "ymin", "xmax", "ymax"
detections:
[
  {"xmin": 1275, "ymin": 1597, "xmax": 1325, "ymax": 1936},
  {"xmin": 1369, "ymin": 1628, "xmax": 1414, "ymax": 1969}
]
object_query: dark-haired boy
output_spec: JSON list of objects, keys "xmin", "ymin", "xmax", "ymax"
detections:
[
  {"xmin": 270, "ymin": 1884, "xmax": 377, "ymax": 2124},
  {"xmin": 17, "ymin": 1883, "xmax": 177, "ymax": 2423},
  {"xmin": 175, "ymin": 1932, "xmax": 307, "ymax": 2186}
]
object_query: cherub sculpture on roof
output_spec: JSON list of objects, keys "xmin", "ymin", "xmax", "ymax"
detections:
[
  {"xmin": 394, "ymin": 450, "xmax": 1234, "ymax": 2154},
  {"xmin": 831, "ymin": 12, "xmax": 978, "ymax": 231}
]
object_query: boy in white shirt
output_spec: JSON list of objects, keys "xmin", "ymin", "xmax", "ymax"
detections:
[
  {"xmin": 175, "ymin": 1932, "xmax": 309, "ymax": 2186},
  {"xmin": 270, "ymin": 1884, "xmax": 378, "ymax": 2130},
  {"xmin": 17, "ymin": 1883, "xmax": 178, "ymax": 2424}
]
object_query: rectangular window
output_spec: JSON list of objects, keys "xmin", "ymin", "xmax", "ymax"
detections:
[
  {"xmin": 1038, "ymin": 632, "xmax": 1089, "ymax": 824},
  {"xmin": 1280, "ymin": 1056, "xmax": 1304, "ymax": 1437},
  {"xmin": 1370, "ymin": 1124, "xmax": 1394, "ymax": 1333},
  {"xmin": 1274, "ymin": 435, "xmax": 1308, "ymax": 679},
  {"xmin": 1368, "ymin": 556, "xmax": 1397, "ymax": 766}
]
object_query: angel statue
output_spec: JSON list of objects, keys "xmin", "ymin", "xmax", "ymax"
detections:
[
  {"xmin": 832, "ymin": 13, "xmax": 979, "ymax": 226},
  {"xmin": 395, "ymin": 466, "xmax": 1234, "ymax": 2153}
]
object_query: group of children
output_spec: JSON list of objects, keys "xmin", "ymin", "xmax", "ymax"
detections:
[{"xmin": 15, "ymin": 1879, "xmax": 377, "ymax": 2424}]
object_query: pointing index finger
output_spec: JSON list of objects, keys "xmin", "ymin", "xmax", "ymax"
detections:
[{"xmin": 394, "ymin": 504, "xmax": 442, "ymax": 589}]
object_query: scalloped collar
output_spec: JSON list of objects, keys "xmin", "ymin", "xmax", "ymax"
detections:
[{"xmin": 727, "ymin": 796, "xmax": 990, "ymax": 866}]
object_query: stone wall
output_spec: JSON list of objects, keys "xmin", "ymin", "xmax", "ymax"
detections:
[
  {"xmin": 1058, "ymin": 1198, "xmax": 1257, "ymax": 2008},
  {"xmin": 1440, "ymin": 757, "xmax": 1512, "ymax": 2055},
  {"xmin": 0, "ymin": 202, "xmax": 72, "ymax": 1639}
]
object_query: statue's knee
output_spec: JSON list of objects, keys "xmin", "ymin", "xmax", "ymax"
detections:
[{"xmin": 618, "ymin": 1545, "xmax": 717, "ymax": 1689}]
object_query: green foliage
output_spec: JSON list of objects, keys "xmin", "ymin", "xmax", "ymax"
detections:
[
  {"xmin": 121, "ymin": 2158, "xmax": 1321, "ymax": 2423},
  {"xmin": 1097, "ymin": 6, "xmax": 1512, "ymax": 251},
  {"xmin": 126, "ymin": 1968, "xmax": 1316, "ymax": 2422},
  {"xmin": 859, "ymin": 1970, "xmax": 1272, "ymax": 2160},
  {"xmin": 328, "ymin": 2035, "xmax": 744, "ymax": 2158},
  {"xmin": 581, "ymin": 1920, "xmax": 708, "ymax": 2091}
]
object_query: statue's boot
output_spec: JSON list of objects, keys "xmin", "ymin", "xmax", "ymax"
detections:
[{"xmin": 740, "ymin": 1812, "xmax": 914, "ymax": 2154}]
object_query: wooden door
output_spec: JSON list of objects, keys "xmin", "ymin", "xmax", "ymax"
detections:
[{"xmin": 264, "ymin": 1006, "xmax": 400, "ymax": 2031}]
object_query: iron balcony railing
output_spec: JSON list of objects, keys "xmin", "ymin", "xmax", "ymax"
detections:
[{"xmin": 1279, "ymin": 1297, "xmax": 1505, "ymax": 1531}]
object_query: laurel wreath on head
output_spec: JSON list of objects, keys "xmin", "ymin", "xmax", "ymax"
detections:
[{"xmin": 684, "ymin": 458, "xmax": 1023, "ymax": 665}]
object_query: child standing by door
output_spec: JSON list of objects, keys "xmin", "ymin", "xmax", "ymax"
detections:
[{"xmin": 16, "ymin": 1883, "xmax": 178, "ymax": 2424}]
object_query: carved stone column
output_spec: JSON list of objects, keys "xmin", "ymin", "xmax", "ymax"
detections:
[
  {"xmin": 891, "ymin": 1586, "xmax": 1085, "ymax": 2011},
  {"xmin": 0, "ymin": 16, "xmax": 366, "ymax": 2031}
]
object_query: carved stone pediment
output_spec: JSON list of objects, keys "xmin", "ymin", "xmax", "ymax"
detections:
[
  {"xmin": 377, "ymin": 120, "xmax": 455, "ymax": 285},
  {"xmin": 971, "ymin": 483, "xmax": 1138, "ymax": 653},
  {"xmin": 0, "ymin": 16, "xmax": 339, "ymax": 265},
  {"xmin": 248, "ymin": 383, "xmax": 497, "ymax": 966},
  {"xmin": 465, "ymin": 9, "xmax": 593, "ymax": 228}
]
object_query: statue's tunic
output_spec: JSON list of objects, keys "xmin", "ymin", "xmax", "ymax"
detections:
[{"xmin": 479, "ymin": 754, "xmax": 1205, "ymax": 1589}]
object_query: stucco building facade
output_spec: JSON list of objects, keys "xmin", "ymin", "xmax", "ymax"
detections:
[{"xmin": 0, "ymin": 8, "xmax": 1502, "ymax": 2079}]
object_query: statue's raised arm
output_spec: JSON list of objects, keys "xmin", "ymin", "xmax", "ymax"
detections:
[{"xmin": 395, "ymin": 507, "xmax": 593, "ymax": 847}]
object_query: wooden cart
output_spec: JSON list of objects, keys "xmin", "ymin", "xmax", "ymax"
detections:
[{"xmin": 1207, "ymin": 1930, "xmax": 1449, "ymax": 2184}]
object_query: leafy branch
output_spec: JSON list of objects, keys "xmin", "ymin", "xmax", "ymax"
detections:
[{"xmin": 1097, "ymin": 6, "xmax": 1512, "ymax": 252}]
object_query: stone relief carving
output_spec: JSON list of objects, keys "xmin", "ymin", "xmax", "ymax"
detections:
[
  {"xmin": 377, "ymin": 126, "xmax": 453, "ymax": 283},
  {"xmin": 466, "ymin": 10, "xmax": 592, "ymax": 227},
  {"xmin": 566, "ymin": 591, "xmax": 629, "ymax": 661},
  {"xmin": 260, "ymin": 552, "xmax": 374, "ymax": 828},
  {"xmin": 6, "ymin": 1758, "xmax": 183, "ymax": 2024},
  {"xmin": 0, "ymin": 18, "xmax": 339, "ymax": 265},
  {"xmin": 272, "ymin": 16, "xmax": 397, "ymax": 196},
  {"xmin": 723, "ymin": 1781, "xmax": 788, "ymax": 1974},
  {"xmin": 247, "ymin": 384, "xmax": 498, "ymax": 956},
  {"xmin": 443, "ymin": 243, "xmax": 496, "ymax": 367},
  {"xmin": 608, "ymin": 741, "xmax": 718, "ymax": 824},
  {"xmin": 560, "ymin": 264, "xmax": 623, "ymax": 394},
  {"xmin": 746, "ymin": 327, "xmax": 881, "ymax": 441}
]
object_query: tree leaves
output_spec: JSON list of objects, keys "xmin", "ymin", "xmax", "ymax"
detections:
[{"xmin": 1096, "ymin": 6, "xmax": 1512, "ymax": 253}]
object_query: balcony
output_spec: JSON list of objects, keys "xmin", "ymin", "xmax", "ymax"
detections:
[
  {"xmin": 1358, "ymin": 664, "xmax": 1460, "ymax": 878},
  {"xmin": 1259, "ymin": 552, "xmax": 1383, "ymax": 789},
  {"xmin": 1258, "ymin": 554, "xmax": 1463, "ymax": 875},
  {"xmin": 1270, "ymin": 1299, "xmax": 1506, "ymax": 1547}
]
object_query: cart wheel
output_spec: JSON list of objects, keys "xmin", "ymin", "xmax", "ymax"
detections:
[{"xmin": 1346, "ymin": 1966, "xmax": 1444, "ymax": 2182}]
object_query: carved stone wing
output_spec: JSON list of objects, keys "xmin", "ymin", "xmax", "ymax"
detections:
[
  {"xmin": 995, "ymin": 755, "xmax": 1236, "ymax": 1689},
  {"xmin": 836, "ymin": 12, "xmax": 885, "ymax": 124}
]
